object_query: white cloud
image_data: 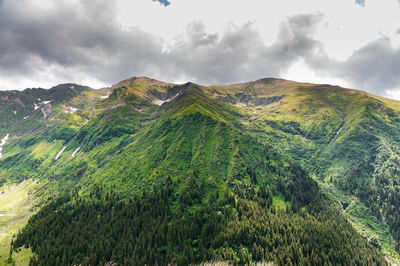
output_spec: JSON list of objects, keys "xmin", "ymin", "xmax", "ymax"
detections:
[
  {"xmin": 283, "ymin": 59, "xmax": 352, "ymax": 88},
  {"xmin": 117, "ymin": 0, "xmax": 400, "ymax": 60},
  {"xmin": 386, "ymin": 89, "xmax": 400, "ymax": 100}
]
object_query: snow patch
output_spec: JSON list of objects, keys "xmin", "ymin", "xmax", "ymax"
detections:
[
  {"xmin": 111, "ymin": 102, "xmax": 126, "ymax": 109},
  {"xmin": 71, "ymin": 146, "xmax": 81, "ymax": 158},
  {"xmin": 55, "ymin": 146, "xmax": 66, "ymax": 160},
  {"xmin": 23, "ymin": 116, "xmax": 30, "ymax": 120},
  {"xmin": 34, "ymin": 100, "xmax": 52, "ymax": 118},
  {"xmin": 154, "ymin": 93, "xmax": 179, "ymax": 106},
  {"xmin": 0, "ymin": 134, "xmax": 10, "ymax": 158},
  {"xmin": 70, "ymin": 86, "xmax": 78, "ymax": 93},
  {"xmin": 35, "ymin": 100, "xmax": 51, "ymax": 107},
  {"xmin": 233, "ymin": 102, "xmax": 247, "ymax": 108},
  {"xmin": 13, "ymin": 110, "xmax": 16, "ymax": 115},
  {"xmin": 65, "ymin": 107, "xmax": 78, "ymax": 114},
  {"xmin": 153, "ymin": 99, "xmax": 165, "ymax": 105},
  {"xmin": 329, "ymin": 125, "xmax": 343, "ymax": 144},
  {"xmin": 100, "ymin": 95, "xmax": 109, "ymax": 99}
]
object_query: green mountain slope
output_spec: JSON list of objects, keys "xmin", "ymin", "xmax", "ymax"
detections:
[
  {"xmin": 0, "ymin": 76, "xmax": 398, "ymax": 265},
  {"xmin": 203, "ymin": 79, "xmax": 400, "ymax": 261}
]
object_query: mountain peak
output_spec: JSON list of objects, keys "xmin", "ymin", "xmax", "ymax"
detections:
[
  {"xmin": 111, "ymin": 76, "xmax": 173, "ymax": 90},
  {"xmin": 254, "ymin": 77, "xmax": 287, "ymax": 84}
]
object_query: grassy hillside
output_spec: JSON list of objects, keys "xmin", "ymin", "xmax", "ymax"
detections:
[
  {"xmin": 0, "ymin": 179, "xmax": 56, "ymax": 265},
  {"xmin": 204, "ymin": 79, "xmax": 400, "ymax": 262}
]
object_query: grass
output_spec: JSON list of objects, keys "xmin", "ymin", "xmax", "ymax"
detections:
[
  {"xmin": 346, "ymin": 200, "xmax": 400, "ymax": 264},
  {"xmin": 272, "ymin": 194, "xmax": 289, "ymax": 211},
  {"xmin": 316, "ymin": 179, "xmax": 400, "ymax": 264},
  {"xmin": 0, "ymin": 180, "xmax": 55, "ymax": 265}
]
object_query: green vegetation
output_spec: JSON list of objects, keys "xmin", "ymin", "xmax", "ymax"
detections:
[
  {"xmin": 0, "ymin": 180, "xmax": 55, "ymax": 265},
  {"xmin": 1, "ymin": 76, "xmax": 400, "ymax": 264},
  {"xmin": 13, "ymin": 178, "xmax": 386, "ymax": 265}
]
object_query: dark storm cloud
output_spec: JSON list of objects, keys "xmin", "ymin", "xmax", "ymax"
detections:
[
  {"xmin": 305, "ymin": 37, "xmax": 400, "ymax": 94},
  {"xmin": 0, "ymin": 0, "xmax": 323, "ymax": 86},
  {"xmin": 166, "ymin": 15, "xmax": 323, "ymax": 84},
  {"xmin": 0, "ymin": 0, "xmax": 164, "ymax": 83}
]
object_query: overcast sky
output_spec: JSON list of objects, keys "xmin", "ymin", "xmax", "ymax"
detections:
[{"xmin": 1, "ymin": 0, "xmax": 400, "ymax": 99}]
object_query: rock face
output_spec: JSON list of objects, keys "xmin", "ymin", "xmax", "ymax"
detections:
[{"xmin": 0, "ymin": 83, "xmax": 96, "ymax": 134}]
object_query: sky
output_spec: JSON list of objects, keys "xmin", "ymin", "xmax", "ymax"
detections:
[{"xmin": 1, "ymin": 0, "xmax": 400, "ymax": 99}]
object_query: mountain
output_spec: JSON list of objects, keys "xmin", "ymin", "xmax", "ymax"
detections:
[
  {"xmin": 206, "ymin": 78, "xmax": 400, "ymax": 261},
  {"xmin": 0, "ymin": 76, "xmax": 398, "ymax": 265}
]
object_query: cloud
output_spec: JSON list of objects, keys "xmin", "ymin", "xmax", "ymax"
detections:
[
  {"xmin": 305, "ymin": 37, "xmax": 400, "ymax": 96},
  {"xmin": 0, "ymin": 0, "xmax": 324, "ymax": 88},
  {"xmin": 152, "ymin": 0, "xmax": 170, "ymax": 7},
  {"xmin": 0, "ymin": 0, "xmax": 164, "ymax": 85},
  {"xmin": 0, "ymin": 0, "xmax": 399, "ymax": 99},
  {"xmin": 166, "ymin": 14, "xmax": 324, "ymax": 84}
]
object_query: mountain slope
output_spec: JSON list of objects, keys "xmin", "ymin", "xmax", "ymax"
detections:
[
  {"xmin": 202, "ymin": 78, "xmax": 400, "ymax": 261},
  {"xmin": 0, "ymin": 76, "xmax": 398, "ymax": 264}
]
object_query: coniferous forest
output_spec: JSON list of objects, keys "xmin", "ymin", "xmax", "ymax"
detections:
[{"xmin": 13, "ymin": 176, "xmax": 386, "ymax": 265}]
